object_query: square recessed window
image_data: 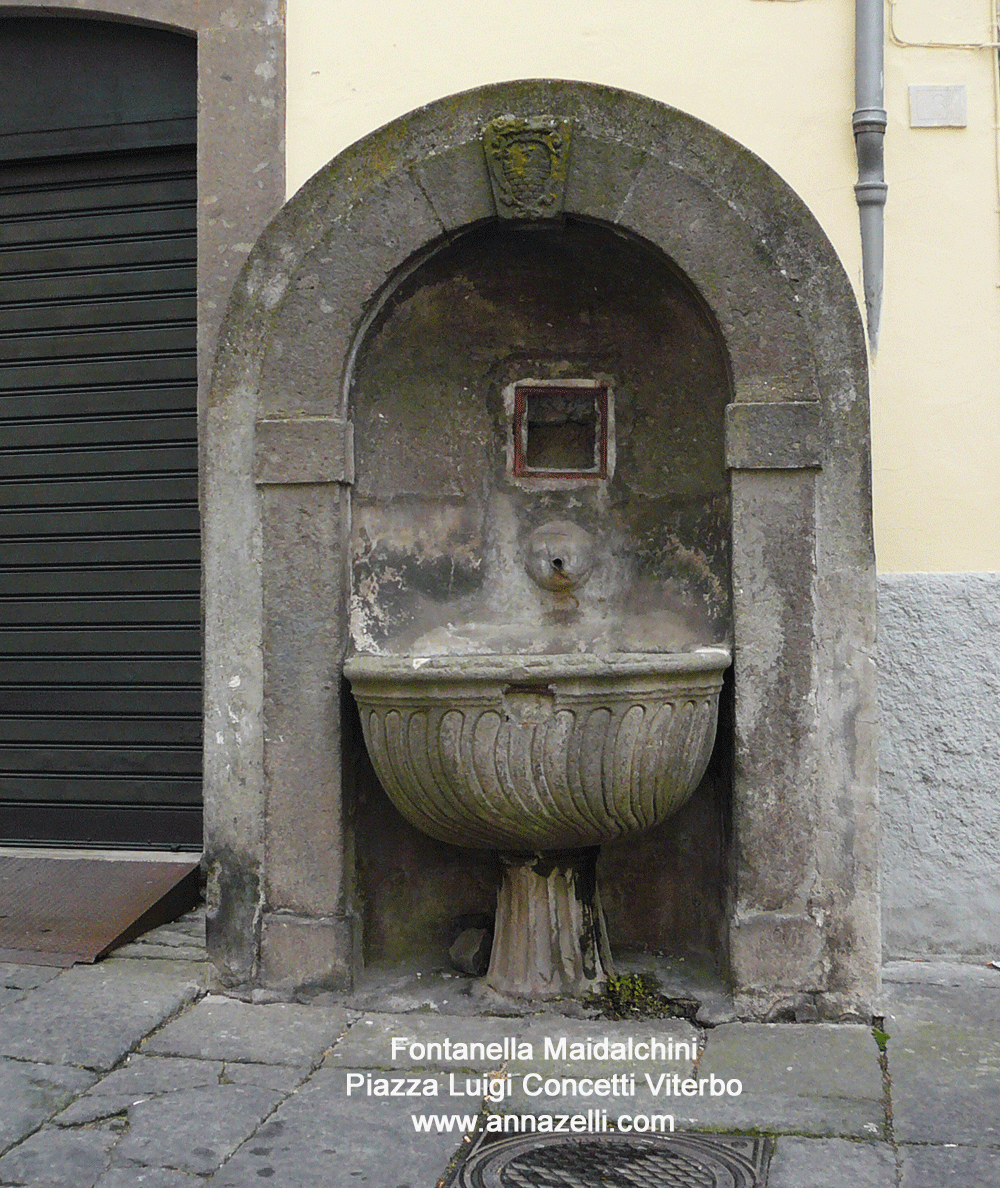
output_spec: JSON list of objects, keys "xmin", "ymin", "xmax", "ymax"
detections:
[{"xmin": 513, "ymin": 383, "xmax": 608, "ymax": 479}]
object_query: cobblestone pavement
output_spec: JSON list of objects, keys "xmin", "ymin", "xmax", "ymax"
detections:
[{"xmin": 0, "ymin": 909, "xmax": 997, "ymax": 1186}]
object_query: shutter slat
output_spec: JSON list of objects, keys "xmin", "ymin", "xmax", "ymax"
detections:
[{"xmin": 0, "ymin": 776, "xmax": 201, "ymax": 805}]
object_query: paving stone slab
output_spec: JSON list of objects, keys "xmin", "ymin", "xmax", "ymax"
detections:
[
  {"xmin": 0, "ymin": 1122, "xmax": 121, "ymax": 1187},
  {"xmin": 95, "ymin": 1169, "xmax": 200, "ymax": 1188},
  {"xmin": 0, "ymin": 960, "xmax": 204, "ymax": 1071},
  {"xmin": 207, "ymin": 1068, "xmax": 461, "ymax": 1188},
  {"xmin": 500, "ymin": 1017, "xmax": 700, "ymax": 1120},
  {"xmin": 324, "ymin": 1013, "xmax": 535, "ymax": 1070},
  {"xmin": 884, "ymin": 981, "xmax": 1000, "ymax": 1146},
  {"xmin": 223, "ymin": 1061, "xmax": 308, "ymax": 1091},
  {"xmin": 899, "ymin": 1143, "xmax": 1000, "ymax": 1187},
  {"xmin": 54, "ymin": 1056, "xmax": 224, "ymax": 1125},
  {"xmin": 0, "ymin": 1059, "xmax": 96, "ymax": 1150},
  {"xmin": 0, "ymin": 964, "xmax": 62, "ymax": 991},
  {"xmin": 133, "ymin": 924, "xmax": 205, "ymax": 949},
  {"xmin": 883, "ymin": 961, "xmax": 1000, "ymax": 990},
  {"xmin": 111, "ymin": 942, "xmax": 208, "ymax": 962},
  {"xmin": 692, "ymin": 1023, "xmax": 885, "ymax": 1136},
  {"xmin": 883, "ymin": 977, "xmax": 1000, "ymax": 1027},
  {"xmin": 111, "ymin": 1083, "xmax": 284, "ymax": 1175},
  {"xmin": 143, "ymin": 995, "xmax": 356, "ymax": 1065},
  {"xmin": 766, "ymin": 1137, "xmax": 897, "ymax": 1188},
  {"xmin": 0, "ymin": 986, "xmax": 27, "ymax": 1007}
]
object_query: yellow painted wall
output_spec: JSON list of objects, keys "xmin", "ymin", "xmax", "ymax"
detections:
[
  {"xmin": 878, "ymin": 1, "xmax": 1000, "ymax": 571},
  {"xmin": 284, "ymin": 0, "xmax": 1000, "ymax": 573}
]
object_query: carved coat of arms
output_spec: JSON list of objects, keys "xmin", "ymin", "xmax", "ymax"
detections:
[{"xmin": 483, "ymin": 116, "xmax": 572, "ymax": 220}]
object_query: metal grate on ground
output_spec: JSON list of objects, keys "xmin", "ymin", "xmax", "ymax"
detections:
[{"xmin": 448, "ymin": 1132, "xmax": 772, "ymax": 1188}]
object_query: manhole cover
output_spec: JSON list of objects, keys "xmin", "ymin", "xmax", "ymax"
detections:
[{"xmin": 450, "ymin": 1133, "xmax": 771, "ymax": 1188}]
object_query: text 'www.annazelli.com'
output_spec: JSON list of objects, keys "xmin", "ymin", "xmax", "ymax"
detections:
[{"xmin": 411, "ymin": 1111, "xmax": 675, "ymax": 1135}]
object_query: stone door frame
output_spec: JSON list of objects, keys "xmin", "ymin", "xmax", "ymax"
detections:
[{"xmin": 205, "ymin": 80, "xmax": 879, "ymax": 1020}]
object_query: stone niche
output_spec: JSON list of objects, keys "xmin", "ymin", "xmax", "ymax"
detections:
[
  {"xmin": 203, "ymin": 80, "xmax": 879, "ymax": 1021},
  {"xmin": 349, "ymin": 220, "xmax": 732, "ymax": 968}
]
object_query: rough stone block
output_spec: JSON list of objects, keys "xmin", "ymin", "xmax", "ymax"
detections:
[
  {"xmin": 0, "ymin": 962, "xmax": 62, "ymax": 990},
  {"xmin": 730, "ymin": 913, "xmax": 827, "ymax": 997},
  {"xmin": 0, "ymin": 960, "xmax": 204, "ymax": 1070},
  {"xmin": 899, "ymin": 1143, "xmax": 1000, "ymax": 1187},
  {"xmin": 112, "ymin": 1083, "xmax": 284, "ymax": 1175},
  {"xmin": 258, "ymin": 914, "xmax": 357, "ymax": 991},
  {"xmin": 142, "ymin": 994, "xmax": 355, "ymax": 1065},
  {"xmin": 725, "ymin": 401, "xmax": 823, "ymax": 469},
  {"xmin": 0, "ymin": 1060, "xmax": 96, "ymax": 1150},
  {"xmin": 0, "ymin": 1123, "xmax": 121, "ymax": 1188},
  {"xmin": 415, "ymin": 141, "xmax": 495, "ymax": 230},
  {"xmin": 260, "ymin": 484, "xmax": 350, "ymax": 918},
  {"xmin": 254, "ymin": 416, "xmax": 354, "ymax": 485},
  {"xmin": 55, "ymin": 1056, "xmax": 223, "ymax": 1126},
  {"xmin": 694, "ymin": 1023, "xmax": 884, "ymax": 1136},
  {"xmin": 208, "ymin": 1069, "xmax": 461, "ymax": 1188},
  {"xmin": 767, "ymin": 1137, "xmax": 896, "ymax": 1188},
  {"xmin": 564, "ymin": 133, "xmax": 646, "ymax": 223},
  {"xmin": 883, "ymin": 977, "xmax": 1000, "ymax": 1146},
  {"xmin": 95, "ymin": 1168, "xmax": 196, "ymax": 1188}
]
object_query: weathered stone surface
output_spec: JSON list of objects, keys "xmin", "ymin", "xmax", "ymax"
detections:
[
  {"xmin": 324, "ymin": 1013, "xmax": 530, "ymax": 1069},
  {"xmin": 258, "ymin": 914, "xmax": 356, "ymax": 992},
  {"xmin": 563, "ymin": 133, "xmax": 647, "ymax": 223},
  {"xmin": 54, "ymin": 1056, "xmax": 223, "ymax": 1126},
  {"xmin": 767, "ymin": 1137, "xmax": 897, "ymax": 1188},
  {"xmin": 112, "ymin": 940, "xmax": 207, "ymax": 962},
  {"xmin": 693, "ymin": 1024, "xmax": 885, "ymax": 1136},
  {"xmin": 255, "ymin": 170, "xmax": 444, "ymax": 415},
  {"xmin": 899, "ymin": 1143, "xmax": 1000, "ymax": 1187},
  {"xmin": 0, "ymin": 961, "xmax": 203, "ymax": 1070},
  {"xmin": 725, "ymin": 401, "xmax": 823, "ymax": 469},
  {"xmin": 0, "ymin": 1059, "xmax": 96, "ymax": 1149},
  {"xmin": 112, "ymin": 1084, "xmax": 283, "ymax": 1175},
  {"xmin": 0, "ymin": 962, "xmax": 62, "ymax": 990},
  {"xmin": 0, "ymin": 1123, "xmax": 120, "ymax": 1187},
  {"xmin": 879, "ymin": 572, "xmax": 1000, "ymax": 959},
  {"xmin": 883, "ymin": 977, "xmax": 1000, "ymax": 1145},
  {"xmin": 345, "ymin": 652, "xmax": 729, "ymax": 852},
  {"xmin": 142, "ymin": 995, "xmax": 355, "ymax": 1065},
  {"xmin": 208, "ymin": 1069, "xmax": 460, "ymax": 1188},
  {"xmin": 499, "ymin": 1016, "xmax": 700, "ymax": 1117},
  {"xmin": 223, "ymin": 1061, "xmax": 307, "ymax": 1091},
  {"xmin": 95, "ymin": 1169, "xmax": 198, "ymax": 1188},
  {"xmin": 618, "ymin": 154, "xmax": 819, "ymax": 403},
  {"xmin": 883, "ymin": 960, "xmax": 1000, "ymax": 989},
  {"xmin": 414, "ymin": 140, "xmax": 495, "ymax": 231},
  {"xmin": 259, "ymin": 483, "xmax": 351, "ymax": 924},
  {"xmin": 449, "ymin": 928, "xmax": 491, "ymax": 976},
  {"xmin": 254, "ymin": 416, "xmax": 354, "ymax": 485}
]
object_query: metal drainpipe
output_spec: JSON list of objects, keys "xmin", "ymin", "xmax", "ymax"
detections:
[{"xmin": 855, "ymin": 0, "xmax": 888, "ymax": 352}]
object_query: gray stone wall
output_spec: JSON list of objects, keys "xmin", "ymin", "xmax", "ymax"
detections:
[{"xmin": 879, "ymin": 572, "xmax": 1000, "ymax": 958}]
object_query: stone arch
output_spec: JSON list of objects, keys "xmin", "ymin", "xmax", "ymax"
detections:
[{"xmin": 208, "ymin": 81, "xmax": 877, "ymax": 1019}]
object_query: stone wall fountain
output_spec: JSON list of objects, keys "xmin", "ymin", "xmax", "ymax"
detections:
[{"xmin": 204, "ymin": 81, "xmax": 879, "ymax": 1020}]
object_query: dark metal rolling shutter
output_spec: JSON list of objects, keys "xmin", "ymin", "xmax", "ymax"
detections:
[{"xmin": 0, "ymin": 145, "xmax": 201, "ymax": 848}]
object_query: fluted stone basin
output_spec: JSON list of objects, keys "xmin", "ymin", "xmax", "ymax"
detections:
[
  {"xmin": 344, "ymin": 649, "xmax": 730, "ymax": 850},
  {"xmin": 344, "ymin": 646, "xmax": 730, "ymax": 997}
]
